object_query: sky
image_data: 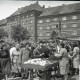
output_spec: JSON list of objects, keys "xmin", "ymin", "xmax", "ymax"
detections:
[{"xmin": 0, "ymin": 1, "xmax": 80, "ymax": 20}]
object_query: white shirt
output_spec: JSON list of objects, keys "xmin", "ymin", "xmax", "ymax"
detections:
[{"xmin": 9, "ymin": 47, "xmax": 16, "ymax": 61}]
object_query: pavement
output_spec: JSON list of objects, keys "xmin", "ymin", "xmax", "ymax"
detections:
[{"xmin": 0, "ymin": 74, "xmax": 79, "ymax": 80}]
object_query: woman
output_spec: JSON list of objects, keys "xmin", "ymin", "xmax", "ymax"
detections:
[
  {"xmin": 11, "ymin": 44, "xmax": 21, "ymax": 77},
  {"xmin": 72, "ymin": 42, "xmax": 79, "ymax": 74},
  {"xmin": 55, "ymin": 42, "xmax": 69, "ymax": 80}
]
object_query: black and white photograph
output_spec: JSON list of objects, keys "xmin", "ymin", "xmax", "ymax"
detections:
[{"xmin": 0, "ymin": 0, "xmax": 80, "ymax": 80}]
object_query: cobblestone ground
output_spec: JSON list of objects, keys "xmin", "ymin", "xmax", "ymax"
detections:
[
  {"xmin": 52, "ymin": 75, "xmax": 79, "ymax": 80},
  {"xmin": 0, "ymin": 75, "xmax": 79, "ymax": 80}
]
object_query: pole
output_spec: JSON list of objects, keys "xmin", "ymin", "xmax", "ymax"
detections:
[{"xmin": 58, "ymin": 20, "xmax": 62, "ymax": 37}]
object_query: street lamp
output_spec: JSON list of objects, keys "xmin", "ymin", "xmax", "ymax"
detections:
[{"xmin": 58, "ymin": 20, "xmax": 62, "ymax": 37}]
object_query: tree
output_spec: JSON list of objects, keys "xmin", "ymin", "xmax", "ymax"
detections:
[
  {"xmin": 0, "ymin": 28, "xmax": 8, "ymax": 39},
  {"xmin": 11, "ymin": 25, "xmax": 30, "ymax": 42}
]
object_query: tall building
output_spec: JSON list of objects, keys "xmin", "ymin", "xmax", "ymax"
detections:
[{"xmin": 0, "ymin": 2, "xmax": 80, "ymax": 42}]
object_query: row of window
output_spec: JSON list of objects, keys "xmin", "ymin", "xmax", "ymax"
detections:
[
  {"xmin": 30, "ymin": 32, "xmax": 50, "ymax": 36},
  {"xmin": 38, "ymin": 15, "xmax": 78, "ymax": 23},
  {"xmin": 25, "ymin": 23, "xmax": 78, "ymax": 30},
  {"xmin": 22, "ymin": 19, "xmax": 33, "ymax": 25},
  {"xmin": 8, "ymin": 14, "xmax": 34, "ymax": 22},
  {"xmin": 38, "ymin": 23, "xmax": 78, "ymax": 30},
  {"xmin": 62, "ymin": 31, "xmax": 77, "ymax": 35},
  {"xmin": 38, "ymin": 32, "xmax": 51, "ymax": 36},
  {"xmin": 38, "ymin": 31, "xmax": 78, "ymax": 37},
  {"xmin": 27, "ymin": 26, "xmax": 33, "ymax": 30},
  {"xmin": 21, "ymin": 14, "xmax": 34, "ymax": 19}
]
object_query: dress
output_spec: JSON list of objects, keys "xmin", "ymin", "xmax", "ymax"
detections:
[
  {"xmin": 73, "ymin": 47, "xmax": 79, "ymax": 69},
  {"xmin": 11, "ymin": 49, "xmax": 20, "ymax": 73},
  {"xmin": 59, "ymin": 48, "xmax": 69, "ymax": 75}
]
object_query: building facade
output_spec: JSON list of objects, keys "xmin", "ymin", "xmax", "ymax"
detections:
[{"xmin": 0, "ymin": 2, "xmax": 80, "ymax": 42}]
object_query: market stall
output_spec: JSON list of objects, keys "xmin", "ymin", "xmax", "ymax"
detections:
[{"xmin": 22, "ymin": 58, "xmax": 59, "ymax": 80}]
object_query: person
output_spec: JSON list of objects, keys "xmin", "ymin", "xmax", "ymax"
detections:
[
  {"xmin": 9, "ymin": 43, "xmax": 16, "ymax": 62},
  {"xmin": 0, "ymin": 43, "xmax": 11, "ymax": 79},
  {"xmin": 33, "ymin": 41, "xmax": 50, "ymax": 58},
  {"xmin": 11, "ymin": 43, "xmax": 21, "ymax": 77},
  {"xmin": 55, "ymin": 42, "xmax": 69, "ymax": 80},
  {"xmin": 19, "ymin": 42, "xmax": 30, "ymax": 79},
  {"xmin": 72, "ymin": 42, "xmax": 79, "ymax": 74}
]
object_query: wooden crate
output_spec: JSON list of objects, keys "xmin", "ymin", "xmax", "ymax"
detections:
[
  {"xmin": 7, "ymin": 77, "xmax": 22, "ymax": 80},
  {"xmin": 79, "ymin": 65, "xmax": 80, "ymax": 80}
]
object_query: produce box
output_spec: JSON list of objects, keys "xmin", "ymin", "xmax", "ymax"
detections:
[{"xmin": 7, "ymin": 77, "xmax": 22, "ymax": 80}]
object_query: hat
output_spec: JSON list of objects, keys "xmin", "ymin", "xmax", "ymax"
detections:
[
  {"xmin": 0, "ymin": 39, "xmax": 4, "ymax": 43},
  {"xmin": 39, "ymin": 40, "xmax": 44, "ymax": 43}
]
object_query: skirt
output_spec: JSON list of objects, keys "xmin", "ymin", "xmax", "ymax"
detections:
[
  {"xmin": 73, "ymin": 58, "xmax": 79, "ymax": 69},
  {"xmin": 0, "ymin": 58, "xmax": 11, "ymax": 74}
]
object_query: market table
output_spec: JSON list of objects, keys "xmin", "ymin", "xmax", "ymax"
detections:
[{"xmin": 22, "ymin": 58, "xmax": 59, "ymax": 80}]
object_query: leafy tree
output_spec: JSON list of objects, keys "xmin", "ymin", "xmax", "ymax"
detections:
[
  {"xmin": 11, "ymin": 25, "xmax": 30, "ymax": 42},
  {"xmin": 0, "ymin": 28, "xmax": 8, "ymax": 39}
]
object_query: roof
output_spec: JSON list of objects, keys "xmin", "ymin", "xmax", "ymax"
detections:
[
  {"xmin": 40, "ymin": 2, "xmax": 80, "ymax": 17},
  {"xmin": 10, "ymin": 2, "xmax": 43, "ymax": 17},
  {"xmin": 9, "ymin": 2, "xmax": 80, "ymax": 18},
  {"xmin": 0, "ymin": 19, "xmax": 7, "ymax": 26}
]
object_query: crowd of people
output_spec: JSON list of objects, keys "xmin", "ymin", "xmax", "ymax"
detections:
[{"xmin": 0, "ymin": 39, "xmax": 79, "ymax": 80}]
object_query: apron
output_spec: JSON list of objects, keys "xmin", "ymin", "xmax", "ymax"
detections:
[
  {"xmin": 12, "ymin": 50, "xmax": 20, "ymax": 73},
  {"xmin": 73, "ymin": 47, "xmax": 79, "ymax": 69},
  {"xmin": 59, "ymin": 48, "xmax": 69, "ymax": 75}
]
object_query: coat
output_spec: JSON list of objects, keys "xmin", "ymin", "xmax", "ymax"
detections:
[
  {"xmin": 19, "ymin": 48, "xmax": 30, "ymax": 64},
  {"xmin": 0, "ymin": 49, "xmax": 11, "ymax": 74}
]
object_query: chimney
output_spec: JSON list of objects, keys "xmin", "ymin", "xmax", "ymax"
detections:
[
  {"xmin": 62, "ymin": 4, "xmax": 65, "ymax": 6},
  {"xmin": 43, "ymin": 5, "xmax": 45, "ymax": 8},
  {"xmin": 36, "ymin": 1, "xmax": 38, "ymax": 4}
]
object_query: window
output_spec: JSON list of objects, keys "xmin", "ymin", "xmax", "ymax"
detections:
[
  {"xmin": 14, "ymin": 23, "xmax": 16, "ymax": 25},
  {"xmin": 27, "ymin": 27, "xmax": 29, "ymax": 30},
  {"xmin": 30, "ymin": 14, "xmax": 33, "ymax": 16},
  {"xmin": 47, "ymin": 26, "xmax": 50, "ymax": 29},
  {"xmin": 26, "ymin": 20, "xmax": 28, "ymax": 22},
  {"xmin": 62, "ymin": 24, "xmax": 67, "ymax": 28},
  {"xmin": 22, "ymin": 16, "xmax": 25, "ymax": 19},
  {"xmin": 73, "ymin": 31, "xmax": 77, "ymax": 35},
  {"xmin": 30, "ymin": 26, "xmax": 33, "ymax": 29},
  {"xmin": 14, "ymin": 18, "xmax": 16, "ymax": 20},
  {"xmin": 53, "ymin": 18, "xmax": 58, "ymax": 21},
  {"xmin": 52, "ymin": 25, "xmax": 57, "ymax": 28},
  {"xmin": 8, "ymin": 25, "xmax": 10, "ymax": 27},
  {"xmin": 22, "ymin": 21, "xmax": 25, "ymax": 25},
  {"xmin": 38, "ymin": 20, "xmax": 43, "ymax": 23},
  {"xmin": 26, "ymin": 15, "xmax": 28, "ymax": 17},
  {"xmin": 39, "ymin": 26, "xmax": 43, "ymax": 30},
  {"xmin": 46, "ymin": 19, "xmax": 50, "ymax": 22},
  {"xmin": 39, "ymin": 33, "xmax": 43, "ymax": 36},
  {"xmin": 31, "ymin": 33, "xmax": 33, "ymax": 36},
  {"xmin": 30, "ymin": 20, "xmax": 33, "ymax": 23},
  {"xmin": 72, "ymin": 24, "xmax": 77, "ymax": 27},
  {"xmin": 72, "ymin": 15, "xmax": 77, "ymax": 19},
  {"xmin": 46, "ymin": 32, "xmax": 50, "ymax": 36},
  {"xmin": 62, "ymin": 17, "xmax": 66, "ymax": 21}
]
